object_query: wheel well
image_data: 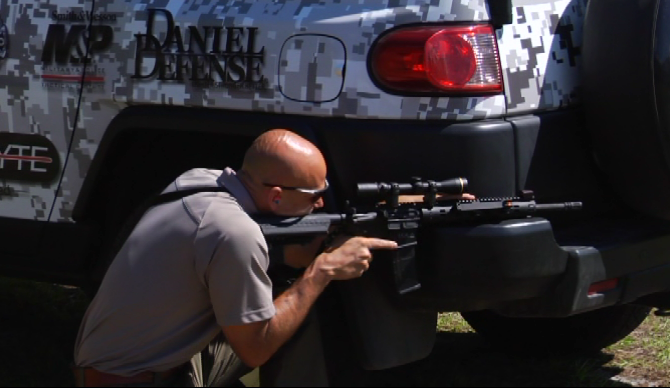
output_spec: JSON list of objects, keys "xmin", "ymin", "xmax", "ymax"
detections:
[
  {"xmin": 81, "ymin": 128, "xmax": 255, "ymax": 252},
  {"xmin": 72, "ymin": 105, "xmax": 338, "ymax": 280}
]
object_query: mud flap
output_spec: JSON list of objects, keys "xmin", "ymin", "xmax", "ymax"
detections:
[
  {"xmin": 337, "ymin": 266, "xmax": 437, "ymax": 371},
  {"xmin": 259, "ymin": 309, "xmax": 329, "ymax": 387}
]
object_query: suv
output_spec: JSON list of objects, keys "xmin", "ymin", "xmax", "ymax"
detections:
[{"xmin": 1, "ymin": 0, "xmax": 670, "ymax": 385}]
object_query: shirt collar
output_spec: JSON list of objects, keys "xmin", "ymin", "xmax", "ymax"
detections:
[{"xmin": 217, "ymin": 167, "xmax": 259, "ymax": 214}]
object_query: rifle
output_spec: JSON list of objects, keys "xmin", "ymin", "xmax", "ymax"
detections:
[{"xmin": 254, "ymin": 177, "xmax": 583, "ymax": 296}]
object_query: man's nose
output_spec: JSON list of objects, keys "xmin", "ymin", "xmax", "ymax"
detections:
[{"xmin": 314, "ymin": 197, "xmax": 325, "ymax": 209}]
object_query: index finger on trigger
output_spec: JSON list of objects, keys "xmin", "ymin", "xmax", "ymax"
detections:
[{"xmin": 363, "ymin": 238, "xmax": 398, "ymax": 250}]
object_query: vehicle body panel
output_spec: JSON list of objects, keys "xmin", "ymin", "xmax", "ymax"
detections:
[
  {"xmin": 0, "ymin": 0, "xmax": 90, "ymax": 256},
  {"xmin": 500, "ymin": 0, "xmax": 586, "ymax": 114},
  {"xmin": 58, "ymin": 0, "xmax": 503, "ymax": 222}
]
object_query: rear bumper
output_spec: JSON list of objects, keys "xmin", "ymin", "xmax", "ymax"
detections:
[
  {"xmin": 336, "ymin": 212, "xmax": 670, "ymax": 371},
  {"xmin": 397, "ymin": 215, "xmax": 670, "ymax": 317}
]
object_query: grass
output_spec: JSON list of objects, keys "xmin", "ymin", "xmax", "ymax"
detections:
[
  {"xmin": 0, "ymin": 277, "xmax": 669, "ymax": 387},
  {"xmin": 607, "ymin": 313, "xmax": 670, "ymax": 386}
]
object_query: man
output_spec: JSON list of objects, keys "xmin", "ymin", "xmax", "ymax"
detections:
[{"xmin": 72, "ymin": 129, "xmax": 399, "ymax": 387}]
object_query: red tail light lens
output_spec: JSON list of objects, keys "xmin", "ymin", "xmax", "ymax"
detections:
[
  {"xmin": 588, "ymin": 279, "xmax": 620, "ymax": 295},
  {"xmin": 370, "ymin": 24, "xmax": 502, "ymax": 94}
]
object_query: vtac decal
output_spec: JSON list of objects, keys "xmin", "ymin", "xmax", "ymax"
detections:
[
  {"xmin": 133, "ymin": 9, "xmax": 268, "ymax": 91},
  {"xmin": 0, "ymin": 16, "xmax": 8, "ymax": 62},
  {"xmin": 0, "ymin": 134, "xmax": 61, "ymax": 183}
]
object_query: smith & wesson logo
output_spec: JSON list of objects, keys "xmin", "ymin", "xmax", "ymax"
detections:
[{"xmin": 40, "ymin": 9, "xmax": 116, "ymax": 91}]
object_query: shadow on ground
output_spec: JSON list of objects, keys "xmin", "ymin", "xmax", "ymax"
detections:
[
  {"xmin": 364, "ymin": 331, "xmax": 631, "ymax": 387},
  {"xmin": 0, "ymin": 278, "xmax": 635, "ymax": 387}
]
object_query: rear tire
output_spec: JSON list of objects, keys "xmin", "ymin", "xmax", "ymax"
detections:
[
  {"xmin": 583, "ymin": 0, "xmax": 670, "ymax": 220},
  {"xmin": 461, "ymin": 305, "xmax": 651, "ymax": 355}
]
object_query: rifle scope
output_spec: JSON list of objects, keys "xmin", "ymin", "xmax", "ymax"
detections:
[{"xmin": 357, "ymin": 177, "xmax": 468, "ymax": 198}]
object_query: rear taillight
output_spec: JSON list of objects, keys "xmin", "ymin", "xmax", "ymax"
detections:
[{"xmin": 369, "ymin": 24, "xmax": 502, "ymax": 95}]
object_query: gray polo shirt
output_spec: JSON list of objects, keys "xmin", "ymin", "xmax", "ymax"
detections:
[{"xmin": 74, "ymin": 168, "xmax": 275, "ymax": 376}]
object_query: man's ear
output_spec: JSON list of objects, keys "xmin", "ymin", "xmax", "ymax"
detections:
[{"xmin": 267, "ymin": 187, "xmax": 282, "ymax": 213}]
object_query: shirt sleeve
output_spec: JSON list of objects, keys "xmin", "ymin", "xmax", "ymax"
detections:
[{"xmin": 195, "ymin": 207, "xmax": 276, "ymax": 327}]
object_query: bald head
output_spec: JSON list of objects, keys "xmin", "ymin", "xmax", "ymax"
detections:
[{"xmin": 240, "ymin": 129, "xmax": 327, "ymax": 189}]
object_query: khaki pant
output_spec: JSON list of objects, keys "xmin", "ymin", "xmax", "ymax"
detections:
[
  {"xmin": 180, "ymin": 332, "xmax": 251, "ymax": 387},
  {"xmin": 79, "ymin": 332, "xmax": 250, "ymax": 387},
  {"xmin": 78, "ymin": 313, "xmax": 326, "ymax": 387},
  {"xmin": 185, "ymin": 310, "xmax": 326, "ymax": 387}
]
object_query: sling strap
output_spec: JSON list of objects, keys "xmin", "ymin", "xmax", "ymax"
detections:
[{"xmin": 149, "ymin": 186, "xmax": 231, "ymax": 209}]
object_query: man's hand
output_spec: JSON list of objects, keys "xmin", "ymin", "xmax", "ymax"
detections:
[
  {"xmin": 443, "ymin": 192, "xmax": 476, "ymax": 201},
  {"xmin": 283, "ymin": 235, "xmax": 326, "ymax": 269},
  {"xmin": 312, "ymin": 236, "xmax": 398, "ymax": 281}
]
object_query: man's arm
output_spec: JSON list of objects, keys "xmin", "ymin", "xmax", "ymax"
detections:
[
  {"xmin": 220, "ymin": 261, "xmax": 329, "ymax": 368},
  {"xmin": 221, "ymin": 236, "xmax": 397, "ymax": 368}
]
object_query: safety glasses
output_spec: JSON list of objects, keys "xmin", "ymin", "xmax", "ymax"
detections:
[{"xmin": 263, "ymin": 179, "xmax": 329, "ymax": 196}]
